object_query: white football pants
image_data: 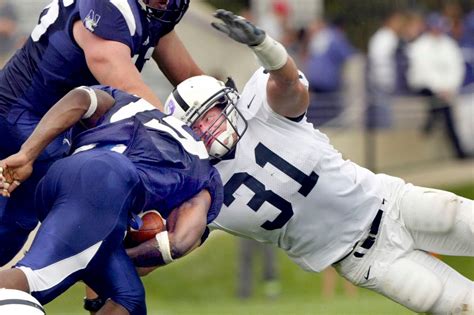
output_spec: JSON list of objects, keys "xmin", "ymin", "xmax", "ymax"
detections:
[{"xmin": 335, "ymin": 175, "xmax": 474, "ymax": 314}]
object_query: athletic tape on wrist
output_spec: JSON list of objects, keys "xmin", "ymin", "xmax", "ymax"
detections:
[
  {"xmin": 76, "ymin": 86, "xmax": 98, "ymax": 119},
  {"xmin": 250, "ymin": 35, "xmax": 288, "ymax": 71},
  {"xmin": 155, "ymin": 231, "xmax": 174, "ymax": 264}
]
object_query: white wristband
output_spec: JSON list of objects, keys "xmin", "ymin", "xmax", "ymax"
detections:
[
  {"xmin": 76, "ymin": 86, "xmax": 98, "ymax": 119},
  {"xmin": 250, "ymin": 35, "xmax": 288, "ymax": 71},
  {"xmin": 155, "ymin": 231, "xmax": 174, "ymax": 264}
]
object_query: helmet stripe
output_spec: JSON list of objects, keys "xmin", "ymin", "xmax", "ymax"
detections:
[
  {"xmin": 172, "ymin": 89, "xmax": 189, "ymax": 111},
  {"xmin": 0, "ymin": 299, "xmax": 45, "ymax": 313}
]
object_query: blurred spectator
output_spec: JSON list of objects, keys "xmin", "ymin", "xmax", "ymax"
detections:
[
  {"xmin": 395, "ymin": 10, "xmax": 426, "ymax": 94},
  {"xmin": 304, "ymin": 17, "xmax": 356, "ymax": 126},
  {"xmin": 407, "ymin": 12, "xmax": 468, "ymax": 159},
  {"xmin": 321, "ymin": 267, "xmax": 358, "ymax": 300},
  {"xmin": 459, "ymin": 11, "xmax": 474, "ymax": 87},
  {"xmin": 0, "ymin": 0, "xmax": 18, "ymax": 66},
  {"xmin": 237, "ymin": 239, "xmax": 280, "ymax": 299},
  {"xmin": 366, "ymin": 9, "xmax": 405, "ymax": 128},
  {"xmin": 258, "ymin": 0, "xmax": 294, "ymax": 47},
  {"xmin": 442, "ymin": 2, "xmax": 464, "ymax": 41}
]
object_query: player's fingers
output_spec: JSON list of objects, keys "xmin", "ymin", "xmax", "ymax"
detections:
[
  {"xmin": 10, "ymin": 180, "xmax": 21, "ymax": 192},
  {"xmin": 211, "ymin": 22, "xmax": 231, "ymax": 35},
  {"xmin": 215, "ymin": 9, "xmax": 236, "ymax": 26},
  {"xmin": 1, "ymin": 189, "xmax": 9, "ymax": 198},
  {"xmin": 235, "ymin": 19, "xmax": 253, "ymax": 33}
]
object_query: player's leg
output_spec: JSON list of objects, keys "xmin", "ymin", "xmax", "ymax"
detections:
[
  {"xmin": 0, "ymin": 158, "xmax": 54, "ymax": 266},
  {"xmin": 14, "ymin": 150, "xmax": 143, "ymax": 305},
  {"xmin": 378, "ymin": 250, "xmax": 473, "ymax": 314},
  {"xmin": 83, "ymin": 246, "xmax": 146, "ymax": 315},
  {"xmin": 0, "ymin": 116, "xmax": 31, "ymax": 266},
  {"xmin": 0, "ymin": 116, "xmax": 69, "ymax": 266},
  {"xmin": 399, "ymin": 184, "xmax": 474, "ymax": 256}
]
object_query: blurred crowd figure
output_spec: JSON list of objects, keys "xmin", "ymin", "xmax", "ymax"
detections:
[
  {"xmin": 406, "ymin": 12, "xmax": 467, "ymax": 158},
  {"xmin": 366, "ymin": 9, "xmax": 406, "ymax": 129},
  {"xmin": 302, "ymin": 17, "xmax": 356, "ymax": 126},
  {"xmin": 237, "ymin": 239, "xmax": 280, "ymax": 299},
  {"xmin": 0, "ymin": 0, "xmax": 19, "ymax": 66}
]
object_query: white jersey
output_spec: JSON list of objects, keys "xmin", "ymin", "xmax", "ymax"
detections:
[{"xmin": 209, "ymin": 69, "xmax": 385, "ymax": 272}]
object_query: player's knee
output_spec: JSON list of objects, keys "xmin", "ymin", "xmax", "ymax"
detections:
[
  {"xmin": 428, "ymin": 284, "xmax": 474, "ymax": 315},
  {"xmin": 401, "ymin": 186, "xmax": 459, "ymax": 233},
  {"xmin": 111, "ymin": 283, "xmax": 146, "ymax": 315},
  {"xmin": 380, "ymin": 257, "xmax": 442, "ymax": 312}
]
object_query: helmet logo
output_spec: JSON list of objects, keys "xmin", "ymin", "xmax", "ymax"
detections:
[{"xmin": 166, "ymin": 99, "xmax": 176, "ymax": 114}]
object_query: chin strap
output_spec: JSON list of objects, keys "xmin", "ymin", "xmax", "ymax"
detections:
[{"xmin": 209, "ymin": 120, "xmax": 235, "ymax": 158}]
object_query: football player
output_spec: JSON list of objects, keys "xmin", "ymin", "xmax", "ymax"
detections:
[
  {"xmin": 0, "ymin": 84, "xmax": 224, "ymax": 315},
  {"xmin": 162, "ymin": 10, "xmax": 473, "ymax": 314},
  {"xmin": 0, "ymin": 0, "xmax": 202, "ymax": 266}
]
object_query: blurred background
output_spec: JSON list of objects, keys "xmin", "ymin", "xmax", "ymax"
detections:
[{"xmin": 1, "ymin": 0, "xmax": 473, "ymax": 314}]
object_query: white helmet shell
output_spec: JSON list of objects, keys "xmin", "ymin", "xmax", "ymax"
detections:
[{"xmin": 0, "ymin": 288, "xmax": 45, "ymax": 314}]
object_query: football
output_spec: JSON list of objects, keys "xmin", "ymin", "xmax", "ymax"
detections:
[{"xmin": 125, "ymin": 210, "xmax": 166, "ymax": 246}]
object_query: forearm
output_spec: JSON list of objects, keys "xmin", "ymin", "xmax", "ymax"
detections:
[
  {"xmin": 20, "ymin": 88, "xmax": 92, "ymax": 161},
  {"xmin": 211, "ymin": 10, "xmax": 308, "ymax": 117},
  {"xmin": 266, "ymin": 56, "xmax": 309, "ymax": 117},
  {"xmin": 128, "ymin": 190, "xmax": 211, "ymax": 267},
  {"xmin": 153, "ymin": 30, "xmax": 203, "ymax": 86}
]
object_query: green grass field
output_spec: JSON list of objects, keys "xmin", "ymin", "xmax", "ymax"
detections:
[{"xmin": 44, "ymin": 183, "xmax": 474, "ymax": 314}]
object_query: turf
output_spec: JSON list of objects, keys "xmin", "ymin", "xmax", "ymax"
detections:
[{"xmin": 44, "ymin": 183, "xmax": 474, "ymax": 314}]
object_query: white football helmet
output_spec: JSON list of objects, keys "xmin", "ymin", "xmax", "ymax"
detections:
[
  {"xmin": 164, "ymin": 75, "xmax": 247, "ymax": 159},
  {"xmin": 0, "ymin": 289, "xmax": 45, "ymax": 314}
]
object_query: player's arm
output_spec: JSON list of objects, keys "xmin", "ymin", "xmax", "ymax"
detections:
[
  {"xmin": 126, "ymin": 189, "xmax": 211, "ymax": 268},
  {"xmin": 152, "ymin": 30, "xmax": 204, "ymax": 86},
  {"xmin": 0, "ymin": 87, "xmax": 114, "ymax": 196},
  {"xmin": 212, "ymin": 9, "xmax": 309, "ymax": 118},
  {"xmin": 72, "ymin": 21, "xmax": 163, "ymax": 110}
]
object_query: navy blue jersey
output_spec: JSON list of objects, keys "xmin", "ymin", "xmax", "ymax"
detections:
[
  {"xmin": 72, "ymin": 86, "xmax": 223, "ymax": 224},
  {"xmin": 0, "ymin": 0, "xmax": 184, "ymax": 118}
]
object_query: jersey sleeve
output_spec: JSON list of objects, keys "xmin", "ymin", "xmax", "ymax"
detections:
[
  {"xmin": 79, "ymin": 0, "xmax": 138, "ymax": 48},
  {"xmin": 203, "ymin": 167, "xmax": 223, "ymax": 224}
]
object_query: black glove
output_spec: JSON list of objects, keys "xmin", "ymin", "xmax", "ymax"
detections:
[{"xmin": 211, "ymin": 9, "xmax": 266, "ymax": 46}]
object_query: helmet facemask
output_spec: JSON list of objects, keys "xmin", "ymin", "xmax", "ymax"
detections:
[
  {"xmin": 191, "ymin": 94, "xmax": 241, "ymax": 159},
  {"xmin": 137, "ymin": 0, "xmax": 189, "ymax": 23}
]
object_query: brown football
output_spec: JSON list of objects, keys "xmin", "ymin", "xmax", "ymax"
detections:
[{"xmin": 126, "ymin": 210, "xmax": 166, "ymax": 246}]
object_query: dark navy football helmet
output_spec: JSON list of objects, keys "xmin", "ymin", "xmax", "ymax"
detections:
[{"xmin": 137, "ymin": 0, "xmax": 189, "ymax": 23}]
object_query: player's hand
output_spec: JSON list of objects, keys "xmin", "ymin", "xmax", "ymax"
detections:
[
  {"xmin": 0, "ymin": 152, "xmax": 34, "ymax": 197},
  {"xmin": 211, "ymin": 9, "xmax": 265, "ymax": 46}
]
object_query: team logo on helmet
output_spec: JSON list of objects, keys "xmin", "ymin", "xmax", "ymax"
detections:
[{"xmin": 166, "ymin": 99, "xmax": 176, "ymax": 115}]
